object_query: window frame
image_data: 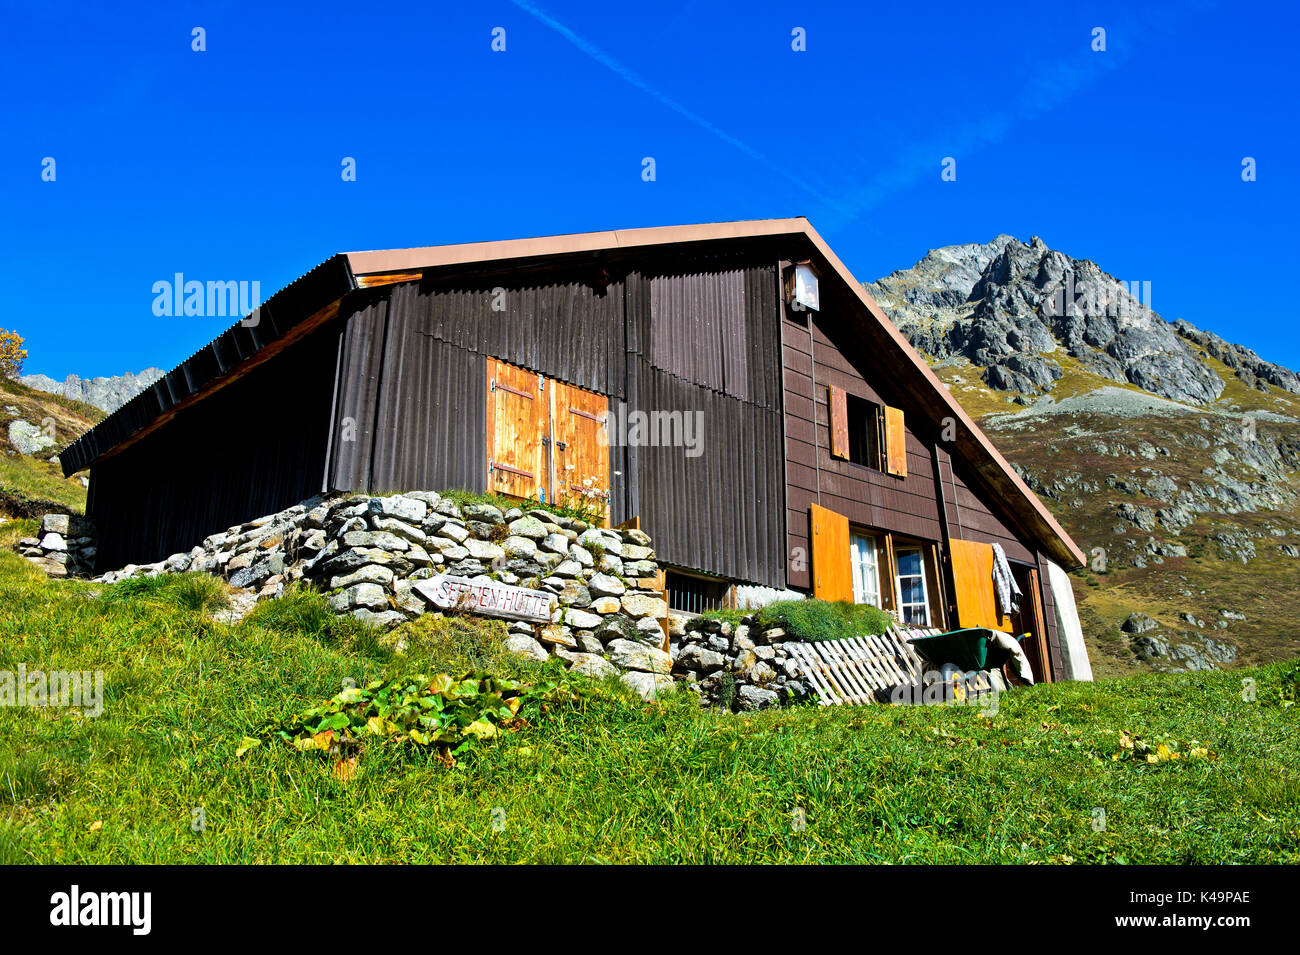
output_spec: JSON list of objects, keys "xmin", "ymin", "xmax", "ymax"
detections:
[
  {"xmin": 849, "ymin": 531, "xmax": 882, "ymax": 607},
  {"xmin": 894, "ymin": 546, "xmax": 931, "ymax": 626}
]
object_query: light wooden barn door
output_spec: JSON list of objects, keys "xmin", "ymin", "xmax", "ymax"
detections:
[
  {"xmin": 550, "ymin": 380, "xmax": 611, "ymax": 519},
  {"xmin": 486, "ymin": 358, "xmax": 545, "ymax": 500}
]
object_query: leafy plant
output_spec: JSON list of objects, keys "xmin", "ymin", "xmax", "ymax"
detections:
[
  {"xmin": 1111, "ymin": 730, "xmax": 1218, "ymax": 764},
  {"xmin": 243, "ymin": 671, "xmax": 578, "ymax": 767}
]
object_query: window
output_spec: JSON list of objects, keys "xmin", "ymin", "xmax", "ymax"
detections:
[
  {"xmin": 895, "ymin": 547, "xmax": 930, "ymax": 626},
  {"xmin": 850, "ymin": 533, "xmax": 881, "ymax": 606},
  {"xmin": 665, "ymin": 571, "xmax": 730, "ymax": 615},
  {"xmin": 846, "ymin": 394, "xmax": 882, "ymax": 468}
]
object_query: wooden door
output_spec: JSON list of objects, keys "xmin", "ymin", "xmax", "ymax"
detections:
[
  {"xmin": 948, "ymin": 538, "xmax": 1012, "ymax": 632},
  {"xmin": 486, "ymin": 358, "xmax": 546, "ymax": 500},
  {"xmin": 1023, "ymin": 568, "xmax": 1053, "ymax": 682},
  {"xmin": 550, "ymin": 380, "xmax": 611, "ymax": 522},
  {"xmin": 810, "ymin": 503, "xmax": 852, "ymax": 602}
]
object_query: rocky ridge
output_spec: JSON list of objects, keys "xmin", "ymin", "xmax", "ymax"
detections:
[{"xmin": 19, "ymin": 368, "xmax": 165, "ymax": 413}]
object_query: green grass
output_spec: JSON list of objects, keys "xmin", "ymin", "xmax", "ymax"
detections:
[
  {"xmin": 704, "ymin": 598, "xmax": 893, "ymax": 642},
  {"xmin": 0, "ymin": 529, "xmax": 1296, "ymax": 863}
]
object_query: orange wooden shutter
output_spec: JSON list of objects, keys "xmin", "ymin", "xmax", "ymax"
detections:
[
  {"xmin": 884, "ymin": 406, "xmax": 907, "ymax": 477},
  {"xmin": 828, "ymin": 385, "xmax": 849, "ymax": 460},
  {"xmin": 947, "ymin": 538, "xmax": 1011, "ymax": 632},
  {"xmin": 486, "ymin": 358, "xmax": 545, "ymax": 500},
  {"xmin": 810, "ymin": 503, "xmax": 852, "ymax": 602}
]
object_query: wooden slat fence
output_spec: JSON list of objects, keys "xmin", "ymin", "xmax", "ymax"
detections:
[{"xmin": 785, "ymin": 626, "xmax": 937, "ymax": 706}]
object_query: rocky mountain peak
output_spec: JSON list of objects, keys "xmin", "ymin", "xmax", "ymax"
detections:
[
  {"xmin": 867, "ymin": 236, "xmax": 1299, "ymax": 405},
  {"xmin": 18, "ymin": 368, "xmax": 165, "ymax": 414}
]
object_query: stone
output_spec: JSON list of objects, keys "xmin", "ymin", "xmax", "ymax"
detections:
[
  {"xmin": 436, "ymin": 521, "xmax": 471, "ymax": 544},
  {"xmin": 541, "ymin": 533, "xmax": 570, "ymax": 555},
  {"xmin": 508, "ymin": 516, "xmax": 549, "ymax": 540},
  {"xmin": 622, "ymin": 544, "xmax": 653, "ymax": 562},
  {"xmin": 621, "ymin": 671, "xmax": 674, "ymax": 701},
  {"xmin": 352, "ymin": 608, "xmax": 407, "ymax": 630},
  {"xmin": 677, "ymin": 645, "xmax": 725, "ymax": 673},
  {"xmin": 39, "ymin": 532, "xmax": 67, "ymax": 552},
  {"xmin": 748, "ymin": 661, "xmax": 778, "ymax": 684},
  {"xmin": 564, "ymin": 609, "xmax": 603, "ymax": 630},
  {"xmin": 347, "ymin": 582, "xmax": 389, "ymax": 610},
  {"xmin": 621, "ymin": 593, "xmax": 667, "ymax": 619},
  {"xmin": 598, "ymin": 553, "xmax": 624, "ymax": 574},
  {"xmin": 503, "ymin": 536, "xmax": 539, "ymax": 558},
  {"xmin": 28, "ymin": 556, "xmax": 68, "ymax": 578},
  {"xmin": 737, "ymin": 685, "xmax": 779, "ymax": 711},
  {"xmin": 8, "ymin": 420, "xmax": 57, "ymax": 455},
  {"xmin": 607, "ymin": 639, "xmax": 672, "ymax": 674},
  {"xmin": 591, "ymin": 596, "xmax": 621, "ymax": 614},
  {"xmin": 621, "ymin": 528, "xmax": 652, "ymax": 547},
  {"xmin": 504, "ymin": 634, "xmax": 549, "ymax": 661},
  {"xmin": 553, "ymin": 559, "xmax": 583, "ymax": 578},
  {"xmin": 559, "ymin": 581, "xmax": 592, "ymax": 608},
  {"xmin": 588, "ymin": 573, "xmax": 626, "ymax": 597},
  {"xmin": 368, "ymin": 515, "xmax": 426, "ymax": 543},
  {"xmin": 569, "ymin": 545, "xmax": 595, "ymax": 568},
  {"xmin": 575, "ymin": 631, "xmax": 604, "ymax": 654},
  {"xmin": 1120, "ymin": 612, "xmax": 1158, "ymax": 634},
  {"xmin": 41, "ymin": 514, "xmax": 70, "ymax": 536},
  {"xmin": 341, "ymin": 530, "xmax": 410, "ymax": 552},
  {"xmin": 538, "ymin": 624, "xmax": 577, "ymax": 648},
  {"xmin": 464, "ymin": 538, "xmax": 505, "ymax": 562},
  {"xmin": 230, "ymin": 560, "xmax": 276, "ymax": 589},
  {"xmin": 367, "ymin": 495, "xmax": 427, "ymax": 524},
  {"xmin": 464, "ymin": 502, "xmax": 505, "ymax": 524},
  {"xmin": 558, "ymin": 650, "xmax": 619, "ymax": 679}
]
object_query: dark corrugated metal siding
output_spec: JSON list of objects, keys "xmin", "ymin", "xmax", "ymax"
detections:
[
  {"xmin": 329, "ymin": 272, "xmax": 627, "ymax": 497},
  {"xmin": 630, "ymin": 261, "xmax": 786, "ymax": 588},
  {"xmin": 328, "ymin": 258, "xmax": 786, "ymax": 587},
  {"xmin": 87, "ymin": 324, "xmax": 338, "ymax": 568}
]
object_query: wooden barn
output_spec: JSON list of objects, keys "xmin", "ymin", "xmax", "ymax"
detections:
[{"xmin": 59, "ymin": 218, "xmax": 1091, "ymax": 681}]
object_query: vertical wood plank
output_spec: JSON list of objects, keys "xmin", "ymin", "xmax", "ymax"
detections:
[
  {"xmin": 828, "ymin": 384, "xmax": 849, "ymax": 459},
  {"xmin": 885, "ymin": 405, "xmax": 907, "ymax": 477}
]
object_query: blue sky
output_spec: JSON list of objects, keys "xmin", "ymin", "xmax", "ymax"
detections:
[{"xmin": 3, "ymin": 0, "xmax": 1296, "ymax": 377}]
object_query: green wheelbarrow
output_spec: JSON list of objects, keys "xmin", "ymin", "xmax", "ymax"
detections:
[{"xmin": 906, "ymin": 628, "xmax": 1030, "ymax": 675}]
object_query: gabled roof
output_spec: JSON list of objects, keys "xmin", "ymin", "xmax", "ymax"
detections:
[{"xmin": 59, "ymin": 217, "xmax": 1084, "ymax": 568}]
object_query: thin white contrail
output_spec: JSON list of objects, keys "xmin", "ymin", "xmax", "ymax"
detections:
[{"xmin": 509, "ymin": 0, "xmax": 836, "ymax": 205}]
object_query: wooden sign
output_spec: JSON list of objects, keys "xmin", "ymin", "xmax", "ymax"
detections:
[{"xmin": 413, "ymin": 574, "xmax": 555, "ymax": 623}]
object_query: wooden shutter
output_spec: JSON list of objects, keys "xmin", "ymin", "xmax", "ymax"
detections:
[
  {"xmin": 925, "ymin": 544, "xmax": 947, "ymax": 630},
  {"xmin": 879, "ymin": 532, "xmax": 899, "ymax": 613},
  {"xmin": 828, "ymin": 385, "xmax": 849, "ymax": 460},
  {"xmin": 810, "ymin": 503, "xmax": 852, "ymax": 602},
  {"xmin": 550, "ymin": 380, "xmax": 611, "ymax": 524},
  {"xmin": 486, "ymin": 358, "xmax": 545, "ymax": 500},
  {"xmin": 947, "ymin": 538, "xmax": 1012, "ymax": 632},
  {"xmin": 884, "ymin": 406, "xmax": 907, "ymax": 477}
]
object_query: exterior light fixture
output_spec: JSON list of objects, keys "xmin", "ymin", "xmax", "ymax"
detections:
[{"xmin": 786, "ymin": 260, "xmax": 820, "ymax": 312}]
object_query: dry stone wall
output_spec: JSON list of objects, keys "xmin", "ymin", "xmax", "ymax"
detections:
[{"xmin": 22, "ymin": 491, "xmax": 674, "ymax": 697}]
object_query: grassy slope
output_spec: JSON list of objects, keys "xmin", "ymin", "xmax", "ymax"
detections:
[
  {"xmin": 933, "ymin": 360, "xmax": 1300, "ymax": 678},
  {"xmin": 0, "ymin": 377, "xmax": 101, "ymax": 515},
  {"xmin": 1, "ymin": 523, "xmax": 1296, "ymax": 864}
]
